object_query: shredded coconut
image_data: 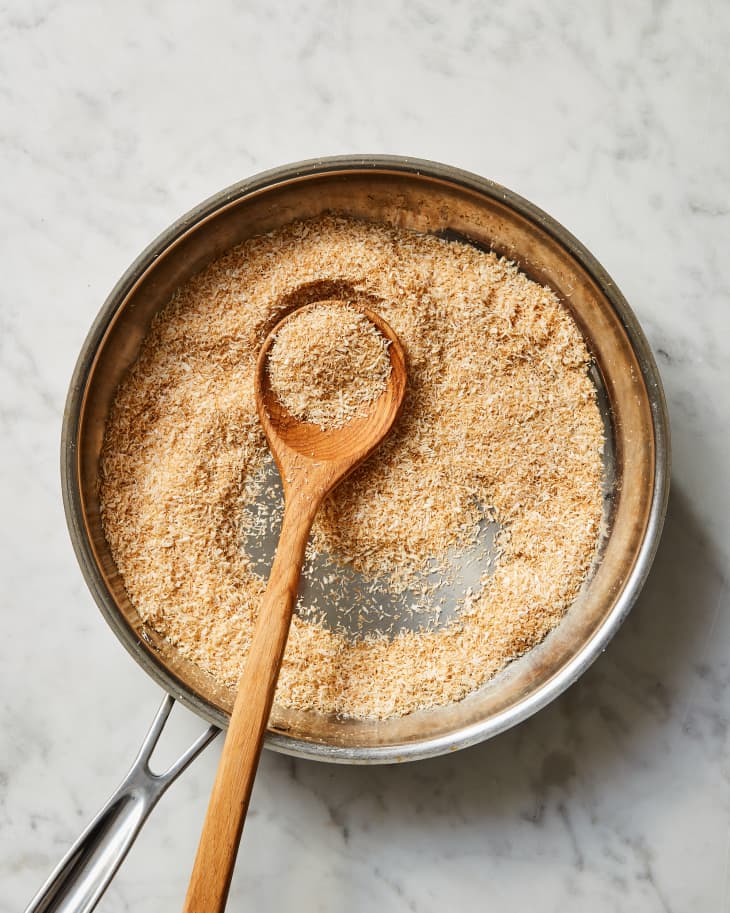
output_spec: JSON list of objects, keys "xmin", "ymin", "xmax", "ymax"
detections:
[
  {"xmin": 99, "ymin": 214, "xmax": 604, "ymax": 720},
  {"xmin": 266, "ymin": 302, "xmax": 391, "ymax": 430}
]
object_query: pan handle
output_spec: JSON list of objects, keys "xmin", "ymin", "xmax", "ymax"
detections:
[{"xmin": 23, "ymin": 695, "xmax": 219, "ymax": 913}]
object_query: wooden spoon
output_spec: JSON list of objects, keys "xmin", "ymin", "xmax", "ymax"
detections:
[{"xmin": 182, "ymin": 301, "xmax": 407, "ymax": 912}]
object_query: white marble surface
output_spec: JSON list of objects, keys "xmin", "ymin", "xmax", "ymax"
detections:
[{"xmin": 2, "ymin": 1, "xmax": 729, "ymax": 910}]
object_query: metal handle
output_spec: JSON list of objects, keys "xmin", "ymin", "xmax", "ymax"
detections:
[{"xmin": 24, "ymin": 695, "xmax": 218, "ymax": 913}]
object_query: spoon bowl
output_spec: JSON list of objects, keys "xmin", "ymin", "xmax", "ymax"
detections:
[{"xmin": 255, "ymin": 300, "xmax": 407, "ymax": 483}]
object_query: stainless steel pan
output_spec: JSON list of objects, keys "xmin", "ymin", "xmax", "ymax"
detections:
[{"xmin": 28, "ymin": 156, "xmax": 669, "ymax": 911}]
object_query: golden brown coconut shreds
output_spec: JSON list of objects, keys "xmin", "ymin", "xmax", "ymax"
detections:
[
  {"xmin": 99, "ymin": 214, "xmax": 604, "ymax": 720},
  {"xmin": 266, "ymin": 302, "xmax": 391, "ymax": 430}
]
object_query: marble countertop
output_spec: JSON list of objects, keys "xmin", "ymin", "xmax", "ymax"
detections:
[{"xmin": 3, "ymin": 1, "xmax": 729, "ymax": 910}]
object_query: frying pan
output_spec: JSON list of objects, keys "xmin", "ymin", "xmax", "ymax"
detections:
[{"xmin": 27, "ymin": 156, "xmax": 670, "ymax": 912}]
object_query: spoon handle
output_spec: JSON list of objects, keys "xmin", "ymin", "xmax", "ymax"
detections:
[{"xmin": 182, "ymin": 495, "xmax": 317, "ymax": 913}]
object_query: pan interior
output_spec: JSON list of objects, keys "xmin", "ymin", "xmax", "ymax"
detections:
[
  {"xmin": 67, "ymin": 163, "xmax": 659, "ymax": 759},
  {"xmin": 242, "ymin": 453, "xmax": 503, "ymax": 640}
]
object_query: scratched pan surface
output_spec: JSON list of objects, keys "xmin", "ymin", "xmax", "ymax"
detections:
[{"xmin": 61, "ymin": 156, "xmax": 669, "ymax": 763}]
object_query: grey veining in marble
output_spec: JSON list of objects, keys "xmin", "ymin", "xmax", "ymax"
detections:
[{"xmin": 2, "ymin": 0, "xmax": 729, "ymax": 910}]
